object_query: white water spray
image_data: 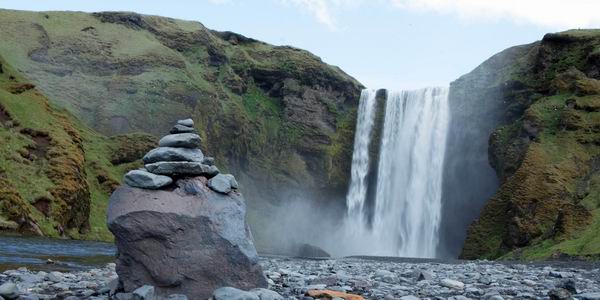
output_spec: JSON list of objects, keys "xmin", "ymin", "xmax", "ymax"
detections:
[{"xmin": 344, "ymin": 87, "xmax": 449, "ymax": 258}]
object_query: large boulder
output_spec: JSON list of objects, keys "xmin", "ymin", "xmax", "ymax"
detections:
[{"xmin": 107, "ymin": 177, "xmax": 267, "ymax": 299}]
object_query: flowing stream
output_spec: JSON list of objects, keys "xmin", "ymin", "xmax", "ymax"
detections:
[
  {"xmin": 345, "ymin": 87, "xmax": 449, "ymax": 258},
  {"xmin": 0, "ymin": 235, "xmax": 115, "ymax": 271}
]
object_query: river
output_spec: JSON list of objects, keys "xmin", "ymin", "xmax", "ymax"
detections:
[{"xmin": 0, "ymin": 234, "xmax": 115, "ymax": 272}]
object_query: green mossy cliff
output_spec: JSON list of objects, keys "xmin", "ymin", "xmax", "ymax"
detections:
[
  {"xmin": 458, "ymin": 30, "xmax": 600, "ymax": 260},
  {"xmin": 0, "ymin": 9, "xmax": 362, "ymax": 241},
  {"xmin": 0, "ymin": 56, "xmax": 155, "ymax": 240}
]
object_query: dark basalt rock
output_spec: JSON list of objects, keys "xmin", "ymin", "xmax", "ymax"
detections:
[
  {"xmin": 169, "ymin": 124, "xmax": 195, "ymax": 134},
  {"xmin": 107, "ymin": 180, "xmax": 267, "ymax": 299},
  {"xmin": 145, "ymin": 161, "xmax": 219, "ymax": 177},
  {"xmin": 296, "ymin": 243, "xmax": 331, "ymax": 258},
  {"xmin": 142, "ymin": 147, "xmax": 204, "ymax": 164},
  {"xmin": 123, "ymin": 170, "xmax": 173, "ymax": 189},
  {"xmin": 158, "ymin": 133, "xmax": 201, "ymax": 148}
]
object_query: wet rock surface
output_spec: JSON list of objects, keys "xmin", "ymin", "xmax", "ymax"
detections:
[
  {"xmin": 2, "ymin": 258, "xmax": 600, "ymax": 299},
  {"xmin": 108, "ymin": 182, "xmax": 265, "ymax": 299}
]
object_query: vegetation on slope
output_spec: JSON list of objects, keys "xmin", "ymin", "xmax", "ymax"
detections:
[
  {"xmin": 0, "ymin": 9, "xmax": 362, "ymax": 243},
  {"xmin": 460, "ymin": 30, "xmax": 600, "ymax": 260},
  {"xmin": 0, "ymin": 10, "xmax": 362, "ymax": 209},
  {"xmin": 0, "ymin": 56, "xmax": 155, "ymax": 240}
]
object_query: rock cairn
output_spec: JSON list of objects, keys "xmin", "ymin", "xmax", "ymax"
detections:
[
  {"xmin": 108, "ymin": 118, "xmax": 266, "ymax": 299},
  {"xmin": 123, "ymin": 118, "xmax": 237, "ymax": 194}
]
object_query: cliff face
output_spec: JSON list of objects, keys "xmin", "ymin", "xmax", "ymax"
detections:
[
  {"xmin": 458, "ymin": 30, "xmax": 600, "ymax": 260},
  {"xmin": 0, "ymin": 9, "xmax": 361, "ymax": 241},
  {"xmin": 0, "ymin": 56, "xmax": 155, "ymax": 240},
  {"xmin": 438, "ymin": 44, "xmax": 534, "ymax": 257}
]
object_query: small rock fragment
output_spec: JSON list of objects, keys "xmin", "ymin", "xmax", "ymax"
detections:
[
  {"xmin": 115, "ymin": 293, "xmax": 134, "ymax": 300},
  {"xmin": 133, "ymin": 285, "xmax": 155, "ymax": 300},
  {"xmin": 413, "ymin": 269, "xmax": 433, "ymax": 281},
  {"xmin": 440, "ymin": 278, "xmax": 465, "ymax": 289},
  {"xmin": 0, "ymin": 282, "xmax": 19, "ymax": 300},
  {"xmin": 249, "ymin": 288, "xmax": 284, "ymax": 300},
  {"xmin": 579, "ymin": 293, "xmax": 600, "ymax": 300},
  {"xmin": 208, "ymin": 174, "xmax": 238, "ymax": 194},
  {"xmin": 305, "ymin": 290, "xmax": 364, "ymax": 300},
  {"xmin": 212, "ymin": 287, "xmax": 259, "ymax": 300},
  {"xmin": 202, "ymin": 157, "xmax": 215, "ymax": 166},
  {"xmin": 548, "ymin": 288, "xmax": 572, "ymax": 300},
  {"xmin": 165, "ymin": 295, "xmax": 188, "ymax": 300},
  {"xmin": 558, "ymin": 279, "xmax": 577, "ymax": 294},
  {"xmin": 124, "ymin": 170, "xmax": 172, "ymax": 189}
]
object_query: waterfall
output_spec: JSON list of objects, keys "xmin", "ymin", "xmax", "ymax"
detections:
[
  {"xmin": 345, "ymin": 89, "xmax": 377, "ymax": 224},
  {"xmin": 345, "ymin": 87, "xmax": 449, "ymax": 258}
]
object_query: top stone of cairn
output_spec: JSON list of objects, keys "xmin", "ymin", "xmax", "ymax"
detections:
[{"xmin": 177, "ymin": 118, "xmax": 194, "ymax": 127}]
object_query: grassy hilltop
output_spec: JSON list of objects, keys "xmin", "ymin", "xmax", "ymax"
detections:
[{"xmin": 0, "ymin": 9, "xmax": 362, "ymax": 242}]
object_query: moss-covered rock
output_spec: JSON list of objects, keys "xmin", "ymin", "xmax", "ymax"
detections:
[
  {"xmin": 0, "ymin": 55, "xmax": 151, "ymax": 240},
  {"xmin": 459, "ymin": 30, "xmax": 600, "ymax": 260}
]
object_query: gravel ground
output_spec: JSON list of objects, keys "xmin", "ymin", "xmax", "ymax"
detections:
[
  {"xmin": 1, "ymin": 257, "xmax": 600, "ymax": 299},
  {"xmin": 261, "ymin": 257, "xmax": 600, "ymax": 299}
]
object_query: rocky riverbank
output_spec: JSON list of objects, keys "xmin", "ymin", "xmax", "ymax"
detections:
[{"xmin": 1, "ymin": 257, "xmax": 600, "ymax": 300}]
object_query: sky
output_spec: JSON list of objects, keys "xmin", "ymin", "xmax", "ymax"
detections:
[{"xmin": 1, "ymin": 0, "xmax": 600, "ymax": 89}]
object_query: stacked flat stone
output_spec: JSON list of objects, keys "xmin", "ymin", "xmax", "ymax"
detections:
[{"xmin": 123, "ymin": 118, "xmax": 239, "ymax": 194}]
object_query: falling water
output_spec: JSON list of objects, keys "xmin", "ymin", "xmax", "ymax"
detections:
[
  {"xmin": 345, "ymin": 87, "xmax": 449, "ymax": 258},
  {"xmin": 345, "ymin": 89, "xmax": 377, "ymax": 225}
]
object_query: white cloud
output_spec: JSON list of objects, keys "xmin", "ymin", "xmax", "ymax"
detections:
[
  {"xmin": 277, "ymin": 0, "xmax": 366, "ymax": 31},
  {"xmin": 277, "ymin": 0, "xmax": 600, "ymax": 31},
  {"xmin": 389, "ymin": 0, "xmax": 600, "ymax": 28},
  {"xmin": 278, "ymin": 0, "xmax": 338, "ymax": 30}
]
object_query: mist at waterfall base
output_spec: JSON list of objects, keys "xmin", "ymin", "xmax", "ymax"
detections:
[{"xmin": 251, "ymin": 84, "xmax": 501, "ymax": 259}]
